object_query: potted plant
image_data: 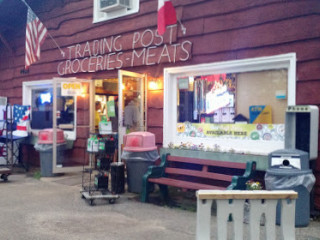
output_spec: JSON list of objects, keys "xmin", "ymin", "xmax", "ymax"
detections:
[{"xmin": 246, "ymin": 179, "xmax": 263, "ymax": 191}]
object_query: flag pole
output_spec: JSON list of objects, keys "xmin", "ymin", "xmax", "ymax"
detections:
[
  {"xmin": 47, "ymin": 32, "xmax": 66, "ymax": 57},
  {"xmin": 178, "ymin": 18, "xmax": 186, "ymax": 35},
  {"xmin": 20, "ymin": 0, "xmax": 65, "ymax": 57}
]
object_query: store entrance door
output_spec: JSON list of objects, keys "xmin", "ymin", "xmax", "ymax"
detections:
[
  {"xmin": 51, "ymin": 78, "xmax": 93, "ymax": 174},
  {"xmin": 118, "ymin": 70, "xmax": 146, "ymax": 162}
]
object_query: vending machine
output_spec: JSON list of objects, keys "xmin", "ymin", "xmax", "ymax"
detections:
[{"xmin": 285, "ymin": 105, "xmax": 319, "ymax": 160}]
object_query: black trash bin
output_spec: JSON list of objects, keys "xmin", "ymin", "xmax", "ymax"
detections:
[
  {"xmin": 111, "ymin": 162, "xmax": 125, "ymax": 194},
  {"xmin": 265, "ymin": 149, "xmax": 316, "ymax": 227},
  {"xmin": 122, "ymin": 151, "xmax": 159, "ymax": 193},
  {"xmin": 121, "ymin": 132, "xmax": 159, "ymax": 193}
]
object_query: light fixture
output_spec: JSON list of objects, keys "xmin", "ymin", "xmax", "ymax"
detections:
[
  {"xmin": 148, "ymin": 79, "xmax": 159, "ymax": 90},
  {"xmin": 80, "ymin": 83, "xmax": 89, "ymax": 97}
]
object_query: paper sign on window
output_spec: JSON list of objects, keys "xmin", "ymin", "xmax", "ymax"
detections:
[
  {"xmin": 107, "ymin": 100, "xmax": 116, "ymax": 117},
  {"xmin": 61, "ymin": 82, "xmax": 82, "ymax": 96},
  {"xmin": 249, "ymin": 105, "xmax": 272, "ymax": 124}
]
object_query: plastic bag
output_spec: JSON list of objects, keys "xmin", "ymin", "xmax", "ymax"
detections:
[
  {"xmin": 99, "ymin": 117, "xmax": 112, "ymax": 134},
  {"xmin": 265, "ymin": 172, "xmax": 315, "ymax": 192},
  {"xmin": 34, "ymin": 143, "xmax": 66, "ymax": 152},
  {"xmin": 121, "ymin": 150, "xmax": 159, "ymax": 162},
  {"xmin": 34, "ymin": 143, "xmax": 53, "ymax": 151}
]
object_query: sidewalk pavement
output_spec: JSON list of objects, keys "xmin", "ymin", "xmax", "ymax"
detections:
[{"xmin": 0, "ymin": 172, "xmax": 319, "ymax": 240}]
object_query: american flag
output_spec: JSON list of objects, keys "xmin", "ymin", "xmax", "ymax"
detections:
[
  {"xmin": 25, "ymin": 7, "xmax": 48, "ymax": 69},
  {"xmin": 13, "ymin": 105, "xmax": 30, "ymax": 124}
]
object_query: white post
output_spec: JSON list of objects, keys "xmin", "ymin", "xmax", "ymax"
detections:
[
  {"xmin": 249, "ymin": 199, "xmax": 277, "ymax": 240},
  {"xmin": 280, "ymin": 199, "xmax": 296, "ymax": 240},
  {"xmin": 196, "ymin": 190, "xmax": 297, "ymax": 240},
  {"xmin": 216, "ymin": 199, "xmax": 244, "ymax": 240},
  {"xmin": 196, "ymin": 198, "xmax": 213, "ymax": 240}
]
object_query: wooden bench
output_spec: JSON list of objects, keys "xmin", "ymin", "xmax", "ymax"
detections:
[{"xmin": 141, "ymin": 153, "xmax": 256, "ymax": 202}]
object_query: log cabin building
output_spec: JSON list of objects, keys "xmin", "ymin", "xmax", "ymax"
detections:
[{"xmin": 0, "ymin": 0, "xmax": 320, "ymax": 212}]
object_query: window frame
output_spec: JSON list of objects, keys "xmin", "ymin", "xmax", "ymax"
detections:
[
  {"xmin": 23, "ymin": 79, "xmax": 77, "ymax": 140},
  {"xmin": 93, "ymin": 0, "xmax": 140, "ymax": 23},
  {"xmin": 163, "ymin": 53, "xmax": 296, "ymax": 155}
]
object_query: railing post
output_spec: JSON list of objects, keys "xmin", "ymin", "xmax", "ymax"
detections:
[
  {"xmin": 280, "ymin": 198, "xmax": 296, "ymax": 240},
  {"xmin": 196, "ymin": 190, "xmax": 297, "ymax": 240},
  {"xmin": 196, "ymin": 198, "xmax": 213, "ymax": 240},
  {"xmin": 216, "ymin": 199, "xmax": 244, "ymax": 240},
  {"xmin": 249, "ymin": 199, "xmax": 277, "ymax": 240}
]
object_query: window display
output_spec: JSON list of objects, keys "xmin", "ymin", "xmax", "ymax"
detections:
[
  {"xmin": 164, "ymin": 54, "xmax": 296, "ymax": 155},
  {"xmin": 175, "ymin": 69, "xmax": 287, "ymax": 152}
]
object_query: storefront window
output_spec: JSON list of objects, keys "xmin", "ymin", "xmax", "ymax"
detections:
[
  {"xmin": 57, "ymin": 87, "xmax": 75, "ymax": 131},
  {"xmin": 31, "ymin": 88, "xmax": 53, "ymax": 129},
  {"xmin": 164, "ymin": 54, "xmax": 296, "ymax": 155},
  {"xmin": 176, "ymin": 70, "xmax": 286, "ymax": 141},
  {"xmin": 23, "ymin": 80, "xmax": 77, "ymax": 140},
  {"xmin": 29, "ymin": 87, "xmax": 75, "ymax": 131}
]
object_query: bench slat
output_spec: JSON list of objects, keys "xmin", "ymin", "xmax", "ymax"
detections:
[
  {"xmin": 149, "ymin": 177, "xmax": 226, "ymax": 190},
  {"xmin": 165, "ymin": 167, "xmax": 233, "ymax": 182},
  {"xmin": 167, "ymin": 155, "xmax": 246, "ymax": 169}
]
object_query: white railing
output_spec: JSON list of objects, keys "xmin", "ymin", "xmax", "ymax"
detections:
[{"xmin": 196, "ymin": 190, "xmax": 298, "ymax": 240}]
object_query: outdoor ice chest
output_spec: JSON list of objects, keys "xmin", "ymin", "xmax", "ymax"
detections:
[
  {"xmin": 265, "ymin": 149, "xmax": 315, "ymax": 227},
  {"xmin": 121, "ymin": 132, "xmax": 159, "ymax": 193}
]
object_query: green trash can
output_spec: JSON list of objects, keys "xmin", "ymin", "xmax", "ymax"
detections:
[
  {"xmin": 35, "ymin": 143, "xmax": 66, "ymax": 177},
  {"xmin": 122, "ymin": 150, "xmax": 159, "ymax": 193},
  {"xmin": 265, "ymin": 149, "xmax": 315, "ymax": 227}
]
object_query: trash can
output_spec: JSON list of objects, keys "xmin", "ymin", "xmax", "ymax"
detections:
[
  {"xmin": 35, "ymin": 129, "xmax": 66, "ymax": 177},
  {"xmin": 121, "ymin": 132, "xmax": 159, "ymax": 193},
  {"xmin": 265, "ymin": 149, "xmax": 316, "ymax": 227},
  {"xmin": 111, "ymin": 162, "xmax": 125, "ymax": 194}
]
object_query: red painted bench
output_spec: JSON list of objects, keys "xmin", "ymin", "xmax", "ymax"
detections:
[{"xmin": 141, "ymin": 153, "xmax": 256, "ymax": 202}]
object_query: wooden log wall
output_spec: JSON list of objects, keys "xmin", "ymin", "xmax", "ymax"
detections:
[{"xmin": 0, "ymin": 0, "xmax": 320, "ymax": 209}]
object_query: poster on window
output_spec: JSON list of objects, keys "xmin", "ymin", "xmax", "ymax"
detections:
[
  {"xmin": 249, "ymin": 105, "xmax": 272, "ymax": 124},
  {"xmin": 176, "ymin": 122, "xmax": 284, "ymax": 141},
  {"xmin": 200, "ymin": 74, "xmax": 236, "ymax": 114}
]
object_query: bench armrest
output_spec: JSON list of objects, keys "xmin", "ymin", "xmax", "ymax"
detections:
[
  {"xmin": 227, "ymin": 161, "xmax": 257, "ymax": 190},
  {"xmin": 141, "ymin": 154, "xmax": 170, "ymax": 202},
  {"xmin": 143, "ymin": 153, "xmax": 168, "ymax": 180}
]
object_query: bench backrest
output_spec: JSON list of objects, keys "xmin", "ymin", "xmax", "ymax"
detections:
[{"xmin": 164, "ymin": 155, "xmax": 248, "ymax": 188}]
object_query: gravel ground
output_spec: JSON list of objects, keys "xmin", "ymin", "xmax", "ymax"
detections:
[{"xmin": 0, "ymin": 172, "xmax": 319, "ymax": 240}]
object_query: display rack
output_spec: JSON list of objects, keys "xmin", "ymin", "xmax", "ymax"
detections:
[
  {"xmin": 81, "ymin": 133, "xmax": 119, "ymax": 205},
  {"xmin": 0, "ymin": 105, "xmax": 28, "ymax": 177},
  {"xmin": 0, "ymin": 105, "xmax": 14, "ymax": 181}
]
